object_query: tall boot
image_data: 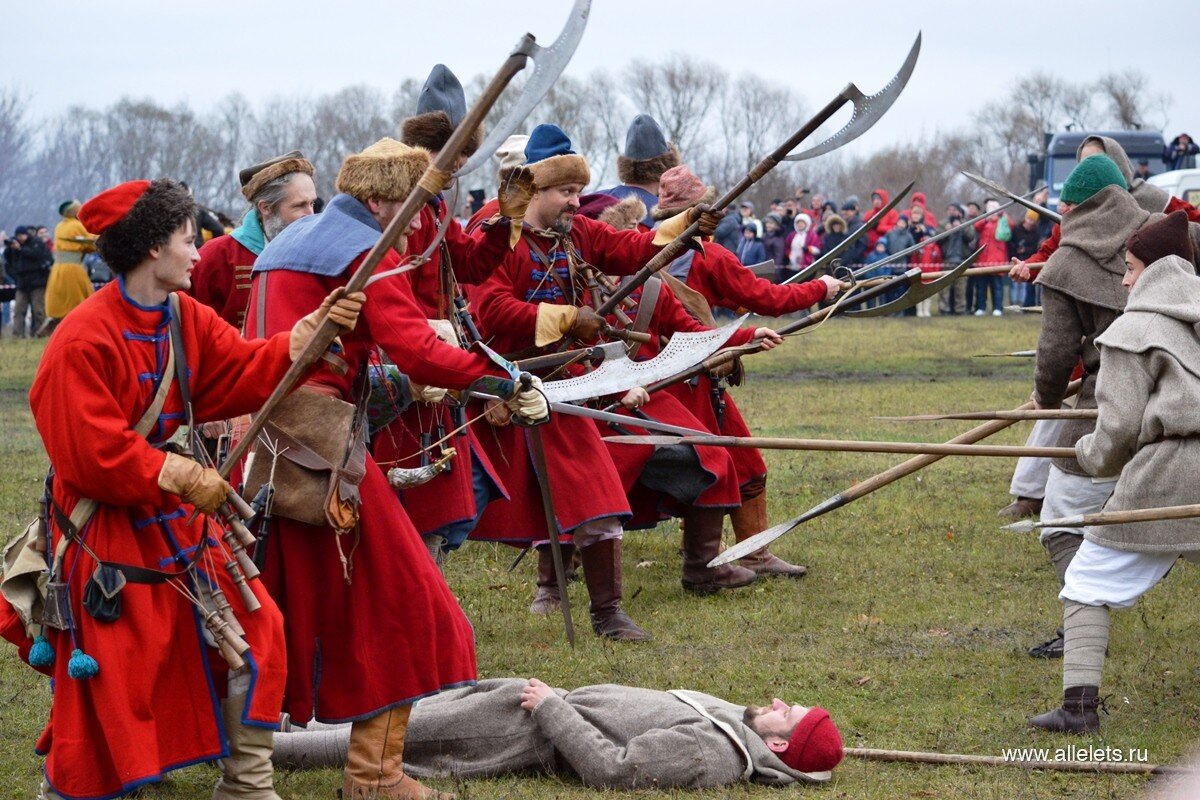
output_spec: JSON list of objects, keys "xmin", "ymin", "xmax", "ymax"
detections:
[
  {"xmin": 343, "ymin": 706, "xmax": 452, "ymax": 799},
  {"xmin": 529, "ymin": 545, "xmax": 562, "ymax": 615},
  {"xmin": 730, "ymin": 492, "xmax": 807, "ymax": 577},
  {"xmin": 422, "ymin": 533, "xmax": 446, "ymax": 570},
  {"xmin": 681, "ymin": 507, "xmax": 757, "ymax": 594},
  {"xmin": 579, "ymin": 539, "xmax": 649, "ymax": 642},
  {"xmin": 1027, "ymin": 685, "xmax": 1102, "ymax": 734},
  {"xmin": 212, "ymin": 693, "xmax": 281, "ymax": 800}
]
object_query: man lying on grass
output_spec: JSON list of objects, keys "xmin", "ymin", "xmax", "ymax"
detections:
[{"xmin": 273, "ymin": 677, "xmax": 844, "ymax": 790}]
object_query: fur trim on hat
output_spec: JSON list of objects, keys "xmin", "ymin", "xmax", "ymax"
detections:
[
  {"xmin": 617, "ymin": 143, "xmax": 680, "ymax": 186},
  {"xmin": 400, "ymin": 110, "xmax": 484, "ymax": 157},
  {"xmin": 336, "ymin": 138, "xmax": 430, "ymax": 202},
  {"xmin": 598, "ymin": 195, "xmax": 648, "ymax": 230},
  {"xmin": 242, "ymin": 157, "xmax": 315, "ymax": 202},
  {"xmin": 530, "ymin": 153, "xmax": 590, "ymax": 191},
  {"xmin": 651, "ymin": 185, "xmax": 717, "ymax": 221},
  {"xmin": 824, "ymin": 215, "xmax": 845, "ymax": 234}
]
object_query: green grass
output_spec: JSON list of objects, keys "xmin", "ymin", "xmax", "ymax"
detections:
[{"xmin": 3, "ymin": 317, "xmax": 1197, "ymax": 799}]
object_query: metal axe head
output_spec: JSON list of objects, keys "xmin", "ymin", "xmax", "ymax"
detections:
[
  {"xmin": 456, "ymin": 0, "xmax": 592, "ymax": 177},
  {"xmin": 784, "ymin": 32, "xmax": 921, "ymax": 162},
  {"xmin": 542, "ymin": 315, "xmax": 748, "ymax": 403},
  {"xmin": 843, "ymin": 246, "xmax": 980, "ymax": 318}
]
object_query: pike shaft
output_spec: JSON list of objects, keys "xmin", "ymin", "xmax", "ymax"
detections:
[
  {"xmin": 633, "ymin": 435, "xmax": 1075, "ymax": 458},
  {"xmin": 881, "ymin": 409, "xmax": 1096, "ymax": 422},
  {"xmin": 1038, "ymin": 502, "xmax": 1200, "ymax": 529},
  {"xmin": 845, "ymin": 747, "xmax": 1173, "ymax": 775}
]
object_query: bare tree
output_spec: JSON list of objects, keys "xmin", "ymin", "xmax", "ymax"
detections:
[{"xmin": 624, "ymin": 54, "xmax": 724, "ymax": 159}]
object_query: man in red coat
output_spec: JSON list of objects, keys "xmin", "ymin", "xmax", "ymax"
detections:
[
  {"xmin": 14, "ymin": 178, "xmax": 363, "ymax": 800},
  {"xmin": 470, "ymin": 124, "xmax": 722, "ymax": 642},
  {"xmin": 651, "ymin": 165, "xmax": 841, "ymax": 577},
  {"xmin": 246, "ymin": 137, "xmax": 546, "ymax": 798},
  {"xmin": 373, "ymin": 64, "xmax": 513, "ymax": 563},
  {"xmin": 191, "ymin": 150, "xmax": 317, "ymax": 329}
]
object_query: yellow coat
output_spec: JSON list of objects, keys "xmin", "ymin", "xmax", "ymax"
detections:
[{"xmin": 54, "ymin": 217, "xmax": 97, "ymax": 254}]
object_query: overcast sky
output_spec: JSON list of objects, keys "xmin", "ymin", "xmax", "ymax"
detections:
[{"xmin": 13, "ymin": 1, "xmax": 1200, "ymax": 161}]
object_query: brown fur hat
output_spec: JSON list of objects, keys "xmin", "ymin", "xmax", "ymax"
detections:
[
  {"xmin": 529, "ymin": 154, "xmax": 591, "ymax": 192},
  {"xmin": 598, "ymin": 195, "xmax": 648, "ymax": 231},
  {"xmin": 240, "ymin": 150, "xmax": 315, "ymax": 202},
  {"xmin": 617, "ymin": 142, "xmax": 680, "ymax": 186},
  {"xmin": 400, "ymin": 110, "xmax": 484, "ymax": 157},
  {"xmin": 335, "ymin": 138, "xmax": 429, "ymax": 202}
]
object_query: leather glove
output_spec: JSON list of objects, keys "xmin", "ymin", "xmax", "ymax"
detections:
[
  {"xmin": 652, "ymin": 208, "xmax": 693, "ymax": 246},
  {"xmin": 534, "ymin": 303, "xmax": 578, "ymax": 347},
  {"xmin": 158, "ymin": 452, "xmax": 230, "ymax": 515},
  {"xmin": 289, "ymin": 288, "xmax": 366, "ymax": 361},
  {"xmin": 505, "ymin": 375, "xmax": 549, "ymax": 423},
  {"xmin": 567, "ymin": 306, "xmax": 604, "ymax": 340},
  {"xmin": 689, "ymin": 203, "xmax": 725, "ymax": 238},
  {"xmin": 499, "ymin": 166, "xmax": 536, "ymax": 248},
  {"xmin": 410, "ymin": 383, "xmax": 448, "ymax": 404}
]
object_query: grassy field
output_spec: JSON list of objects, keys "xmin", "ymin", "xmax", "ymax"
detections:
[{"xmin": 2, "ymin": 315, "xmax": 1198, "ymax": 799}]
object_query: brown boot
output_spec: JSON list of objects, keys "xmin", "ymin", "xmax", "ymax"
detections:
[
  {"xmin": 579, "ymin": 539, "xmax": 649, "ymax": 641},
  {"xmin": 998, "ymin": 496, "xmax": 1042, "ymax": 520},
  {"xmin": 731, "ymin": 491, "xmax": 807, "ymax": 578},
  {"xmin": 343, "ymin": 706, "xmax": 453, "ymax": 799},
  {"xmin": 681, "ymin": 507, "xmax": 758, "ymax": 595},
  {"xmin": 1028, "ymin": 686, "xmax": 1102, "ymax": 734},
  {"xmin": 529, "ymin": 546, "xmax": 562, "ymax": 615},
  {"xmin": 212, "ymin": 693, "xmax": 281, "ymax": 800}
]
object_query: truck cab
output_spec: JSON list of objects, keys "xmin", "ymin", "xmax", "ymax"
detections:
[{"xmin": 1028, "ymin": 130, "xmax": 1168, "ymax": 209}]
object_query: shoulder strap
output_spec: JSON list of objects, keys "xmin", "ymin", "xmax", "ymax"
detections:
[{"xmin": 625, "ymin": 276, "xmax": 662, "ymax": 359}]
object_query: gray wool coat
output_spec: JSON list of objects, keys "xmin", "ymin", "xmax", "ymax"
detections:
[
  {"xmin": 402, "ymin": 678, "xmax": 829, "ymax": 790},
  {"xmin": 1077, "ymin": 255, "xmax": 1200, "ymax": 554}
]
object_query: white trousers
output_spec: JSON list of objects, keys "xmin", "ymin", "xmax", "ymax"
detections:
[
  {"xmin": 1009, "ymin": 420, "xmax": 1065, "ymax": 499},
  {"xmin": 1061, "ymin": 538, "xmax": 1181, "ymax": 608},
  {"xmin": 1037, "ymin": 466, "xmax": 1116, "ymax": 543}
]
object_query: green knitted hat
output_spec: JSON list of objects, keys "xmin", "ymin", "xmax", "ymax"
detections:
[{"xmin": 1061, "ymin": 154, "xmax": 1128, "ymax": 205}]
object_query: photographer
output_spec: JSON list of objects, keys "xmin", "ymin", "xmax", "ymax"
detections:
[{"xmin": 3, "ymin": 226, "xmax": 53, "ymax": 337}]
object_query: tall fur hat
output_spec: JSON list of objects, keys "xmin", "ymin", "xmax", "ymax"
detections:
[
  {"xmin": 400, "ymin": 64, "xmax": 484, "ymax": 156},
  {"xmin": 524, "ymin": 124, "xmax": 590, "ymax": 190},
  {"xmin": 617, "ymin": 114, "xmax": 680, "ymax": 186},
  {"xmin": 335, "ymin": 138, "xmax": 430, "ymax": 202},
  {"xmin": 239, "ymin": 150, "xmax": 315, "ymax": 202}
]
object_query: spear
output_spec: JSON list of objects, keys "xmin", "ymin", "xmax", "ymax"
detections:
[
  {"xmin": 876, "ymin": 409, "xmax": 1094, "ymax": 422},
  {"xmin": 961, "ymin": 171, "xmax": 1062, "ymax": 223},
  {"xmin": 846, "ymin": 747, "xmax": 1181, "ymax": 775},
  {"xmin": 973, "ymin": 350, "xmax": 1036, "ymax": 358},
  {"xmin": 708, "ymin": 380, "xmax": 1082, "ymax": 567},
  {"xmin": 602, "ymin": 434, "xmax": 1074, "ymax": 459},
  {"xmin": 1004, "ymin": 503, "xmax": 1200, "ymax": 533}
]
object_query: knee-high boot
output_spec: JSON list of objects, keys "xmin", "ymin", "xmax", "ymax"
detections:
[
  {"xmin": 343, "ymin": 706, "xmax": 452, "ymax": 799},
  {"xmin": 529, "ymin": 543, "xmax": 576, "ymax": 615},
  {"xmin": 212, "ymin": 693, "xmax": 281, "ymax": 800},
  {"xmin": 731, "ymin": 487, "xmax": 807, "ymax": 577},
  {"xmin": 681, "ymin": 506, "xmax": 758, "ymax": 594},
  {"xmin": 579, "ymin": 539, "xmax": 649, "ymax": 641}
]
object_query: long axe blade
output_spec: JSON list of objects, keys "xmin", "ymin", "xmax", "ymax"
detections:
[
  {"xmin": 842, "ymin": 247, "xmax": 981, "ymax": 318},
  {"xmin": 783, "ymin": 33, "xmax": 921, "ymax": 161},
  {"xmin": 708, "ymin": 380, "xmax": 1082, "ymax": 566},
  {"xmin": 456, "ymin": 0, "xmax": 592, "ymax": 177},
  {"xmin": 595, "ymin": 36, "xmax": 920, "ymax": 318},
  {"xmin": 961, "ymin": 171, "xmax": 1062, "ymax": 223},
  {"xmin": 783, "ymin": 181, "xmax": 915, "ymax": 285}
]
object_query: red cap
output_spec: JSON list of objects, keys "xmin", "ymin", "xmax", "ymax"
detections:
[
  {"xmin": 780, "ymin": 707, "xmax": 844, "ymax": 773},
  {"xmin": 79, "ymin": 180, "xmax": 152, "ymax": 235}
]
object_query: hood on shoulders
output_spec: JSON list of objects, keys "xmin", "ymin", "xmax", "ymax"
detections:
[
  {"xmin": 1123, "ymin": 255, "xmax": 1200, "ymax": 323},
  {"xmin": 1075, "ymin": 135, "xmax": 1169, "ymax": 212},
  {"xmin": 1097, "ymin": 255, "xmax": 1200, "ymax": 379}
]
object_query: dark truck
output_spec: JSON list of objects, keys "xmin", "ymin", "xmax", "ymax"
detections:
[{"xmin": 1027, "ymin": 130, "xmax": 1168, "ymax": 209}]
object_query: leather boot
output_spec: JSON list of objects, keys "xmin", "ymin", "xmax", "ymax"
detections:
[
  {"xmin": 529, "ymin": 546, "xmax": 561, "ymax": 615},
  {"xmin": 681, "ymin": 507, "xmax": 757, "ymax": 595},
  {"xmin": 998, "ymin": 496, "xmax": 1042, "ymax": 520},
  {"xmin": 730, "ymin": 492, "xmax": 807, "ymax": 577},
  {"xmin": 343, "ymin": 706, "xmax": 453, "ymax": 799},
  {"xmin": 579, "ymin": 539, "xmax": 649, "ymax": 642},
  {"xmin": 1028, "ymin": 686, "xmax": 1102, "ymax": 734},
  {"xmin": 422, "ymin": 533, "xmax": 446, "ymax": 570},
  {"xmin": 212, "ymin": 693, "xmax": 281, "ymax": 800}
]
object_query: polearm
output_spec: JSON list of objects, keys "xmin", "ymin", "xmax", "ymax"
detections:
[
  {"xmin": 973, "ymin": 350, "xmax": 1036, "ymax": 358},
  {"xmin": 602, "ymin": 434, "xmax": 1074, "ymax": 459},
  {"xmin": 218, "ymin": 14, "xmax": 584, "ymax": 480},
  {"xmin": 962, "ymin": 171, "xmax": 1062, "ymax": 224},
  {"xmin": 594, "ymin": 34, "xmax": 921, "ymax": 318},
  {"xmin": 1004, "ymin": 503, "xmax": 1200, "ymax": 534},
  {"xmin": 876, "ymin": 408, "xmax": 1095, "ymax": 422},
  {"xmin": 709, "ymin": 380, "xmax": 1082, "ymax": 567},
  {"xmin": 846, "ymin": 747, "xmax": 1182, "ymax": 776}
]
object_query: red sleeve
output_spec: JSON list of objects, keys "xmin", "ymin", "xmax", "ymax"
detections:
[
  {"xmin": 191, "ymin": 236, "xmax": 232, "ymax": 311},
  {"xmin": 30, "ymin": 341, "xmax": 171, "ymax": 507},
  {"xmin": 442, "ymin": 206, "xmax": 511, "ymax": 285},
  {"xmin": 574, "ymin": 215, "xmax": 662, "ymax": 276},
  {"xmin": 473, "ymin": 249, "xmax": 541, "ymax": 352},
  {"xmin": 694, "ymin": 245, "xmax": 825, "ymax": 316},
  {"xmin": 1166, "ymin": 195, "xmax": 1200, "ymax": 223},
  {"xmin": 1027, "ymin": 224, "xmax": 1060, "ymax": 265}
]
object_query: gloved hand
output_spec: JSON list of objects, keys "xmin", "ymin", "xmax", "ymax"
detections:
[
  {"xmin": 689, "ymin": 203, "xmax": 726, "ymax": 238},
  {"xmin": 289, "ymin": 288, "xmax": 366, "ymax": 361},
  {"xmin": 410, "ymin": 383, "xmax": 448, "ymax": 404},
  {"xmin": 534, "ymin": 303, "xmax": 579, "ymax": 347},
  {"xmin": 567, "ymin": 306, "xmax": 604, "ymax": 340},
  {"xmin": 158, "ymin": 452, "xmax": 231, "ymax": 515},
  {"xmin": 499, "ymin": 166, "xmax": 536, "ymax": 248},
  {"xmin": 505, "ymin": 375, "xmax": 549, "ymax": 424}
]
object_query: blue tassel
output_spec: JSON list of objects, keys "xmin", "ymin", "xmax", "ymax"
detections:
[
  {"xmin": 67, "ymin": 648, "xmax": 99, "ymax": 680},
  {"xmin": 28, "ymin": 635, "xmax": 55, "ymax": 667}
]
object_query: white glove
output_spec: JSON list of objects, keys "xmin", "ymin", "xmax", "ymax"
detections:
[
  {"xmin": 410, "ymin": 383, "xmax": 448, "ymax": 404},
  {"xmin": 505, "ymin": 375, "xmax": 549, "ymax": 423}
]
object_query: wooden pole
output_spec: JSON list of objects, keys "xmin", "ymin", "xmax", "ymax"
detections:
[
  {"xmin": 877, "ymin": 409, "xmax": 1096, "ymax": 422},
  {"xmin": 845, "ymin": 747, "xmax": 1180, "ymax": 775},
  {"xmin": 604, "ymin": 434, "xmax": 1075, "ymax": 459},
  {"xmin": 1029, "ymin": 503, "xmax": 1200, "ymax": 530}
]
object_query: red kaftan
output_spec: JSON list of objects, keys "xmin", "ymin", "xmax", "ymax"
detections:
[{"xmin": 190, "ymin": 234, "xmax": 258, "ymax": 329}]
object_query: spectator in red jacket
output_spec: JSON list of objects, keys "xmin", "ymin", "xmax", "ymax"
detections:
[
  {"xmin": 865, "ymin": 188, "xmax": 899, "ymax": 250},
  {"xmin": 972, "ymin": 198, "xmax": 1010, "ymax": 316}
]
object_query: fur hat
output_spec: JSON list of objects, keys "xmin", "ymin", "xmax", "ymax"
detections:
[
  {"xmin": 335, "ymin": 138, "xmax": 430, "ymax": 202},
  {"xmin": 616, "ymin": 114, "xmax": 680, "ymax": 186},
  {"xmin": 779, "ymin": 707, "xmax": 844, "ymax": 773},
  {"xmin": 1061, "ymin": 155, "xmax": 1127, "ymax": 205},
  {"xmin": 524, "ymin": 124, "xmax": 590, "ymax": 190},
  {"xmin": 400, "ymin": 64, "xmax": 483, "ymax": 156},
  {"xmin": 597, "ymin": 194, "xmax": 648, "ymax": 230},
  {"xmin": 652, "ymin": 164, "xmax": 716, "ymax": 220},
  {"xmin": 240, "ymin": 150, "xmax": 315, "ymax": 202},
  {"xmin": 1126, "ymin": 210, "xmax": 1195, "ymax": 267}
]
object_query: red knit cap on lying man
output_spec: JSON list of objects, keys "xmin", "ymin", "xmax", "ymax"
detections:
[{"xmin": 780, "ymin": 706, "xmax": 845, "ymax": 773}]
